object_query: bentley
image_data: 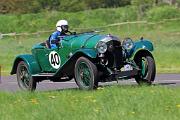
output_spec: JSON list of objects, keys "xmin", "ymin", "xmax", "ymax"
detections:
[{"xmin": 11, "ymin": 31, "xmax": 156, "ymax": 91}]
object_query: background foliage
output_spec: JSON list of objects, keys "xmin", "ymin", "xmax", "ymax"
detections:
[
  {"xmin": 1, "ymin": 0, "xmax": 179, "ymax": 14},
  {"xmin": 147, "ymin": 5, "xmax": 180, "ymax": 21},
  {"xmin": 0, "ymin": 5, "xmax": 179, "ymax": 33},
  {"xmin": 0, "ymin": 0, "xmax": 131, "ymax": 14}
]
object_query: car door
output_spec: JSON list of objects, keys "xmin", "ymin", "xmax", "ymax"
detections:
[
  {"xmin": 36, "ymin": 47, "xmax": 70, "ymax": 73},
  {"xmin": 36, "ymin": 35, "xmax": 75, "ymax": 72},
  {"xmin": 35, "ymin": 48, "xmax": 56, "ymax": 72}
]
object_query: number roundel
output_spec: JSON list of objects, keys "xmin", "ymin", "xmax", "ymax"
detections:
[{"xmin": 49, "ymin": 51, "xmax": 61, "ymax": 69}]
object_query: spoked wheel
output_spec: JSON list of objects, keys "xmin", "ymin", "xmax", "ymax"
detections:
[
  {"xmin": 134, "ymin": 54, "xmax": 156, "ymax": 85},
  {"xmin": 74, "ymin": 57, "xmax": 98, "ymax": 90},
  {"xmin": 16, "ymin": 61, "xmax": 36, "ymax": 91}
]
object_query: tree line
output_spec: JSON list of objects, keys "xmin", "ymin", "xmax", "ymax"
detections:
[
  {"xmin": 0, "ymin": 0, "xmax": 130, "ymax": 14},
  {"xmin": 0, "ymin": 0, "xmax": 179, "ymax": 14}
]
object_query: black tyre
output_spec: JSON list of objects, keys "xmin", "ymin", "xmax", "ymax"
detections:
[
  {"xmin": 134, "ymin": 55, "xmax": 156, "ymax": 85},
  {"xmin": 16, "ymin": 61, "xmax": 36, "ymax": 91},
  {"xmin": 74, "ymin": 57, "xmax": 98, "ymax": 90}
]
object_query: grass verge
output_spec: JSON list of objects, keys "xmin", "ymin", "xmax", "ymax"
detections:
[{"xmin": 0, "ymin": 85, "xmax": 180, "ymax": 120}]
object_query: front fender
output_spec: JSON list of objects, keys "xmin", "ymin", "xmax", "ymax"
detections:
[
  {"xmin": 10, "ymin": 54, "xmax": 41, "ymax": 75},
  {"xmin": 75, "ymin": 48, "xmax": 97, "ymax": 58},
  {"xmin": 134, "ymin": 40, "xmax": 154, "ymax": 51},
  {"xmin": 129, "ymin": 40, "xmax": 154, "ymax": 59},
  {"xmin": 53, "ymin": 49, "xmax": 97, "ymax": 77}
]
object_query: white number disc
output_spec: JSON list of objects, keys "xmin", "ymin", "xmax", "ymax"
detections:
[{"xmin": 49, "ymin": 51, "xmax": 61, "ymax": 69}]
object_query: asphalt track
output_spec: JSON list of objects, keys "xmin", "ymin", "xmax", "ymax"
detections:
[{"xmin": 0, "ymin": 74, "xmax": 180, "ymax": 92}]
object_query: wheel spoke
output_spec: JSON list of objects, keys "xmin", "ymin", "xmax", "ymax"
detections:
[
  {"xmin": 20, "ymin": 67, "xmax": 26, "ymax": 79},
  {"xmin": 140, "ymin": 57, "xmax": 147, "ymax": 77},
  {"xmin": 77, "ymin": 62, "xmax": 91, "ymax": 86},
  {"xmin": 24, "ymin": 70, "xmax": 30, "ymax": 86},
  {"xmin": 83, "ymin": 76, "xmax": 90, "ymax": 85},
  {"xmin": 19, "ymin": 66, "xmax": 30, "ymax": 88}
]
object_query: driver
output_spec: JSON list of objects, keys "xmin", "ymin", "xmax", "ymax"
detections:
[{"xmin": 49, "ymin": 20, "xmax": 69, "ymax": 49}]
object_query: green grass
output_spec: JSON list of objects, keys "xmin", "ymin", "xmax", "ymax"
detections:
[
  {"xmin": 0, "ymin": 86, "xmax": 180, "ymax": 120},
  {"xmin": 0, "ymin": 5, "xmax": 179, "ymax": 33},
  {"xmin": 0, "ymin": 6, "xmax": 138, "ymax": 33}
]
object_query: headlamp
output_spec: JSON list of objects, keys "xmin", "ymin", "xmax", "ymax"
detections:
[
  {"xmin": 96, "ymin": 41, "xmax": 107, "ymax": 54},
  {"xmin": 122, "ymin": 38, "xmax": 134, "ymax": 50}
]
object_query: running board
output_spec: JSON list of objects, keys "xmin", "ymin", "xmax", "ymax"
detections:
[
  {"xmin": 32, "ymin": 73, "xmax": 55, "ymax": 77},
  {"xmin": 111, "ymin": 69, "xmax": 138, "ymax": 79},
  {"xmin": 32, "ymin": 73, "xmax": 71, "ymax": 82}
]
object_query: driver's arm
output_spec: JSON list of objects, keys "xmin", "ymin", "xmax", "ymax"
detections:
[
  {"xmin": 50, "ymin": 33, "xmax": 60, "ymax": 44},
  {"xmin": 51, "ymin": 39, "xmax": 59, "ymax": 44}
]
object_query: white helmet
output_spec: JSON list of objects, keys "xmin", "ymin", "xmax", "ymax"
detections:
[{"xmin": 56, "ymin": 20, "xmax": 68, "ymax": 32}]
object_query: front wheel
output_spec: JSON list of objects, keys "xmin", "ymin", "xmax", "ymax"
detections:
[
  {"xmin": 16, "ymin": 61, "xmax": 36, "ymax": 91},
  {"xmin": 134, "ymin": 54, "xmax": 156, "ymax": 85},
  {"xmin": 74, "ymin": 57, "xmax": 98, "ymax": 90}
]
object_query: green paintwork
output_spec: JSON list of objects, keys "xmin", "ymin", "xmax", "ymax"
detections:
[
  {"xmin": 11, "ymin": 54, "xmax": 41, "ymax": 75},
  {"xmin": 129, "ymin": 39, "xmax": 154, "ymax": 60},
  {"xmin": 75, "ymin": 49, "xmax": 97, "ymax": 58},
  {"xmin": 62, "ymin": 33, "xmax": 105, "ymax": 49},
  {"xmin": 141, "ymin": 57, "xmax": 147, "ymax": 76}
]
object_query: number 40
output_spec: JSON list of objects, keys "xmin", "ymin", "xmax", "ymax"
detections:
[{"xmin": 51, "ymin": 53, "xmax": 60, "ymax": 66}]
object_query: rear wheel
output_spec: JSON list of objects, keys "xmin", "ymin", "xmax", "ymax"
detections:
[
  {"xmin": 74, "ymin": 57, "xmax": 98, "ymax": 90},
  {"xmin": 16, "ymin": 61, "xmax": 36, "ymax": 91},
  {"xmin": 134, "ymin": 54, "xmax": 156, "ymax": 85}
]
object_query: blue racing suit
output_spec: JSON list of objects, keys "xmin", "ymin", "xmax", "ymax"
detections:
[{"xmin": 49, "ymin": 31, "xmax": 61, "ymax": 49}]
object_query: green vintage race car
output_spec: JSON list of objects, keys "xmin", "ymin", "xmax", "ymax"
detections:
[{"xmin": 11, "ymin": 31, "xmax": 156, "ymax": 91}]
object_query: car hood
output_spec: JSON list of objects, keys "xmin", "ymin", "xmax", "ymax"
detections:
[{"xmin": 62, "ymin": 33, "xmax": 115, "ymax": 50}]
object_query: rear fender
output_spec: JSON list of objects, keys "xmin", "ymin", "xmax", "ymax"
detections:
[{"xmin": 10, "ymin": 54, "xmax": 41, "ymax": 75}]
